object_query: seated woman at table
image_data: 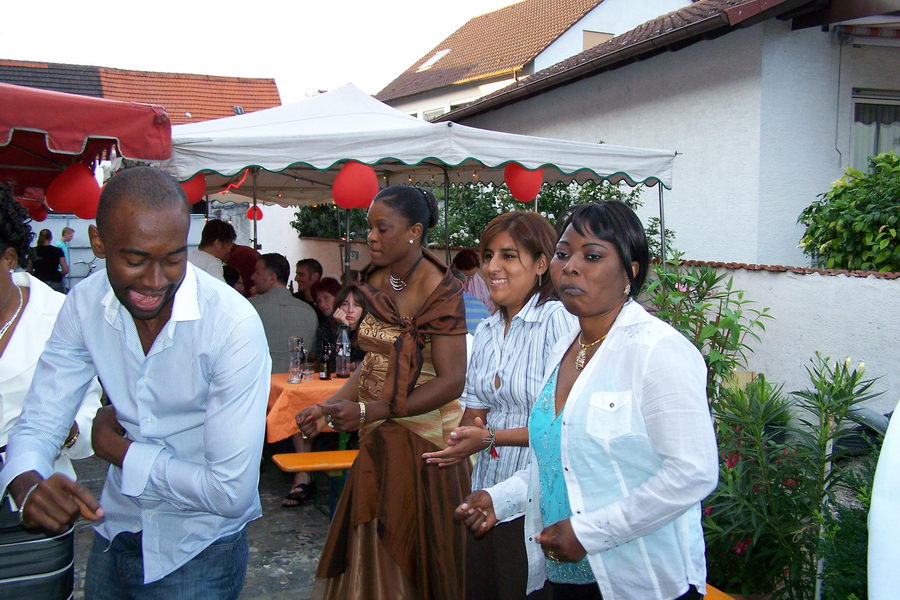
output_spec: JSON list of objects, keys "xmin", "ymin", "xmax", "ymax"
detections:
[
  {"xmin": 456, "ymin": 202, "xmax": 718, "ymax": 600},
  {"xmin": 423, "ymin": 210, "xmax": 576, "ymax": 600},
  {"xmin": 298, "ymin": 185, "xmax": 470, "ymax": 599},
  {"xmin": 316, "ymin": 285, "xmax": 367, "ymax": 369},
  {"xmin": 311, "ymin": 277, "xmax": 341, "ymax": 327}
]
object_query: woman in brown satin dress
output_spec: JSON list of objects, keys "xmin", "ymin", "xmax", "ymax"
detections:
[{"xmin": 298, "ymin": 185, "xmax": 471, "ymax": 599}]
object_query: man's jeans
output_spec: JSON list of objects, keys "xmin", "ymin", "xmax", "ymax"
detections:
[{"xmin": 84, "ymin": 528, "xmax": 248, "ymax": 600}]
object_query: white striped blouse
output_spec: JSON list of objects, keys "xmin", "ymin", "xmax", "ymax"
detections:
[{"xmin": 464, "ymin": 293, "xmax": 577, "ymax": 495}]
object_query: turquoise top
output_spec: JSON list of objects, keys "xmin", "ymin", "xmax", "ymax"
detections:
[{"xmin": 529, "ymin": 365, "xmax": 595, "ymax": 584}]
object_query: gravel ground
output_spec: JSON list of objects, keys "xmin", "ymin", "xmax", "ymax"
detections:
[{"xmin": 71, "ymin": 455, "xmax": 329, "ymax": 599}]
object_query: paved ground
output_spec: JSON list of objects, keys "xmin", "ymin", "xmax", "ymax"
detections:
[{"xmin": 72, "ymin": 455, "xmax": 329, "ymax": 599}]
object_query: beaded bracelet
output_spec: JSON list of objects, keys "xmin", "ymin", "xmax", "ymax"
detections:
[{"xmin": 480, "ymin": 426, "xmax": 501, "ymax": 459}]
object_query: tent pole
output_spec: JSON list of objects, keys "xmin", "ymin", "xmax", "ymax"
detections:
[
  {"xmin": 252, "ymin": 169, "xmax": 259, "ymax": 250},
  {"xmin": 534, "ymin": 195, "xmax": 538, "ymax": 212},
  {"xmin": 344, "ymin": 209, "xmax": 351, "ymax": 285},
  {"xmin": 443, "ymin": 167, "xmax": 451, "ymax": 266},
  {"xmin": 658, "ymin": 183, "xmax": 667, "ymax": 267}
]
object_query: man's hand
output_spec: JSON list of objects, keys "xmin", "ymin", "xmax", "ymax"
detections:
[
  {"xmin": 535, "ymin": 518, "xmax": 587, "ymax": 563},
  {"xmin": 10, "ymin": 471, "xmax": 103, "ymax": 534},
  {"xmin": 91, "ymin": 405, "xmax": 131, "ymax": 467},
  {"xmin": 454, "ymin": 490, "xmax": 497, "ymax": 539}
]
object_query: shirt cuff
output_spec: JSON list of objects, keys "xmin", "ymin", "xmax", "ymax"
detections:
[
  {"xmin": 0, "ymin": 451, "xmax": 54, "ymax": 498},
  {"xmin": 121, "ymin": 442, "xmax": 165, "ymax": 497},
  {"xmin": 485, "ymin": 475, "xmax": 527, "ymax": 522},
  {"xmin": 570, "ymin": 503, "xmax": 624, "ymax": 555}
]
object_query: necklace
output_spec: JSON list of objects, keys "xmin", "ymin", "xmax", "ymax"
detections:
[
  {"xmin": 0, "ymin": 285, "xmax": 24, "ymax": 342},
  {"xmin": 389, "ymin": 254, "xmax": 424, "ymax": 292},
  {"xmin": 574, "ymin": 331, "xmax": 608, "ymax": 371}
]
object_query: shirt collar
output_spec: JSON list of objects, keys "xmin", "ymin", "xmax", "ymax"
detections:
[
  {"xmin": 484, "ymin": 292, "xmax": 543, "ymax": 329},
  {"xmin": 101, "ymin": 263, "xmax": 201, "ymax": 328}
]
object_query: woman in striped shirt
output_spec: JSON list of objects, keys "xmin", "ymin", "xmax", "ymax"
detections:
[{"xmin": 423, "ymin": 211, "xmax": 576, "ymax": 599}]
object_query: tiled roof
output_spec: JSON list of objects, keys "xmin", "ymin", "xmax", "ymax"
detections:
[
  {"xmin": 678, "ymin": 259, "xmax": 900, "ymax": 280},
  {"xmin": 441, "ymin": 0, "xmax": 814, "ymax": 120},
  {"xmin": 98, "ymin": 68, "xmax": 281, "ymax": 125},
  {"xmin": 376, "ymin": 0, "xmax": 603, "ymax": 102},
  {"xmin": 0, "ymin": 59, "xmax": 280, "ymax": 124}
]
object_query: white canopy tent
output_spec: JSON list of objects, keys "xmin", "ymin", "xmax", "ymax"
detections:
[{"xmin": 163, "ymin": 83, "xmax": 676, "ymax": 262}]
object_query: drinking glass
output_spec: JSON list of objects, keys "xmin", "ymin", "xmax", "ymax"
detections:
[
  {"xmin": 300, "ymin": 362, "xmax": 315, "ymax": 383},
  {"xmin": 288, "ymin": 351, "xmax": 303, "ymax": 384}
]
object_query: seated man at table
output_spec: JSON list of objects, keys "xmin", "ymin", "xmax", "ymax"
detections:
[
  {"xmin": 250, "ymin": 253, "xmax": 318, "ymax": 373},
  {"xmin": 188, "ymin": 219, "xmax": 236, "ymax": 282},
  {"xmin": 250, "ymin": 253, "xmax": 319, "ymax": 508}
]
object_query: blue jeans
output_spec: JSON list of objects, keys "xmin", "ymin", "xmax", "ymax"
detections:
[{"xmin": 84, "ymin": 529, "xmax": 248, "ymax": 600}]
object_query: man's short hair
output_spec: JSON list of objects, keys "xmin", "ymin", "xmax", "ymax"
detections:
[
  {"xmin": 223, "ymin": 265, "xmax": 241, "ymax": 287},
  {"xmin": 296, "ymin": 258, "xmax": 323, "ymax": 278},
  {"xmin": 96, "ymin": 167, "xmax": 188, "ymax": 233},
  {"xmin": 199, "ymin": 220, "xmax": 237, "ymax": 248},
  {"xmin": 61, "ymin": 227, "xmax": 75, "ymax": 236},
  {"xmin": 260, "ymin": 253, "xmax": 290, "ymax": 284}
]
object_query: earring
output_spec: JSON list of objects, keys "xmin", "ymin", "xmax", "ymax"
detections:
[
  {"xmin": 538, "ymin": 272, "xmax": 543, "ymax": 287},
  {"xmin": 624, "ymin": 282, "xmax": 631, "ymax": 296},
  {"xmin": 408, "ymin": 239, "xmax": 414, "ymax": 245}
]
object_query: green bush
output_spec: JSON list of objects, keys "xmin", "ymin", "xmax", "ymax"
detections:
[{"xmin": 798, "ymin": 152, "xmax": 900, "ymax": 272}]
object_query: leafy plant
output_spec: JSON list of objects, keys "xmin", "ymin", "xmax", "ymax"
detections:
[
  {"xmin": 798, "ymin": 152, "xmax": 900, "ymax": 272},
  {"xmin": 643, "ymin": 256, "xmax": 772, "ymax": 400},
  {"xmin": 703, "ymin": 356, "xmax": 883, "ymax": 599},
  {"xmin": 290, "ymin": 203, "xmax": 369, "ymax": 240}
]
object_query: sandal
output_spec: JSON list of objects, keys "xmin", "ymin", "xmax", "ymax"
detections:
[{"xmin": 281, "ymin": 482, "xmax": 313, "ymax": 508}]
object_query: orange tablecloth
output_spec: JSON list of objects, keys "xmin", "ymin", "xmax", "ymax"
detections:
[{"xmin": 266, "ymin": 373, "xmax": 345, "ymax": 443}]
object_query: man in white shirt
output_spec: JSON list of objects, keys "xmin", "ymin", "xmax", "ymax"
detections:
[
  {"xmin": 188, "ymin": 219, "xmax": 236, "ymax": 282},
  {"xmin": 0, "ymin": 167, "xmax": 270, "ymax": 599}
]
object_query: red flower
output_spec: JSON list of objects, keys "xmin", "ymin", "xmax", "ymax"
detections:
[
  {"xmin": 783, "ymin": 478, "xmax": 798, "ymax": 488},
  {"xmin": 732, "ymin": 537, "xmax": 751, "ymax": 555},
  {"xmin": 724, "ymin": 452, "xmax": 741, "ymax": 468},
  {"xmin": 703, "ymin": 506, "xmax": 713, "ymax": 517}
]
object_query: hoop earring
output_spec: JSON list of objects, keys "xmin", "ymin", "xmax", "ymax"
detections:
[{"xmin": 624, "ymin": 282, "xmax": 631, "ymax": 296}]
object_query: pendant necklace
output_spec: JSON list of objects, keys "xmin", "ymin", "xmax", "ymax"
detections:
[
  {"xmin": 0, "ymin": 285, "xmax": 24, "ymax": 342},
  {"xmin": 575, "ymin": 331, "xmax": 607, "ymax": 371},
  {"xmin": 389, "ymin": 254, "xmax": 425, "ymax": 292}
]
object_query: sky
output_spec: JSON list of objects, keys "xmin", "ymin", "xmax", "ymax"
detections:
[{"xmin": 3, "ymin": 0, "xmax": 518, "ymax": 103}]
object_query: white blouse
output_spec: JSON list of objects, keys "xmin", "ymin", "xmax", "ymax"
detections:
[
  {"xmin": 486, "ymin": 300, "xmax": 719, "ymax": 600},
  {"xmin": 0, "ymin": 272, "xmax": 101, "ymax": 480}
]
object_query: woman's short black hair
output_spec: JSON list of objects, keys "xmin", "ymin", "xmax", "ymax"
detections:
[
  {"xmin": 372, "ymin": 185, "xmax": 439, "ymax": 242},
  {"xmin": 556, "ymin": 201, "xmax": 649, "ymax": 299},
  {"xmin": 0, "ymin": 183, "xmax": 35, "ymax": 268}
]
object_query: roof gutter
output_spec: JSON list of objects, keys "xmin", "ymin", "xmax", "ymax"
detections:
[{"xmin": 440, "ymin": 0, "xmax": 802, "ymax": 122}]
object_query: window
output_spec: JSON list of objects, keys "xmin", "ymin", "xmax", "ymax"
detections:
[
  {"xmin": 852, "ymin": 89, "xmax": 900, "ymax": 170},
  {"xmin": 417, "ymin": 49, "xmax": 451, "ymax": 72},
  {"xmin": 583, "ymin": 30, "xmax": 613, "ymax": 51},
  {"xmin": 233, "ymin": 106, "xmax": 246, "ymax": 115},
  {"xmin": 422, "ymin": 107, "xmax": 448, "ymax": 121}
]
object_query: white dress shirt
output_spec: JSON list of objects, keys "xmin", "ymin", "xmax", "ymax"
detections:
[
  {"xmin": 486, "ymin": 300, "xmax": 718, "ymax": 600},
  {"xmin": 188, "ymin": 248, "xmax": 225, "ymax": 281},
  {"xmin": 0, "ymin": 273, "xmax": 100, "ymax": 479},
  {"xmin": 0, "ymin": 265, "xmax": 271, "ymax": 583},
  {"xmin": 464, "ymin": 294, "xmax": 576, "ymax": 499}
]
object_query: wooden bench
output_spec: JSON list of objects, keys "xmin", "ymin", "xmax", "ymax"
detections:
[
  {"xmin": 272, "ymin": 450, "xmax": 359, "ymax": 473},
  {"xmin": 704, "ymin": 585, "xmax": 735, "ymax": 599}
]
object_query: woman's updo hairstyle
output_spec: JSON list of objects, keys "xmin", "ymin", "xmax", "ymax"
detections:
[
  {"xmin": 372, "ymin": 185, "xmax": 439, "ymax": 242},
  {"xmin": 556, "ymin": 201, "xmax": 649, "ymax": 300},
  {"xmin": 0, "ymin": 183, "xmax": 35, "ymax": 268}
]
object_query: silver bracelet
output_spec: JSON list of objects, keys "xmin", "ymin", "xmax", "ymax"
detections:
[{"xmin": 18, "ymin": 482, "xmax": 41, "ymax": 528}]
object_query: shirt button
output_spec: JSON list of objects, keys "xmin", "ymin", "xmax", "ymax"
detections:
[
  {"xmin": 528, "ymin": 536, "xmax": 533, "ymax": 541},
  {"xmin": 564, "ymin": 467, "xmax": 569, "ymax": 472},
  {"xmin": 609, "ymin": 402, "xmax": 615, "ymax": 408}
]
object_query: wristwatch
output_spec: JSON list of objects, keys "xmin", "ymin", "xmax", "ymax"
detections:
[{"xmin": 63, "ymin": 424, "xmax": 79, "ymax": 449}]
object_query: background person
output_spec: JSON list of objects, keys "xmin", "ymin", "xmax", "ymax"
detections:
[
  {"xmin": 54, "ymin": 226, "xmax": 74, "ymax": 292},
  {"xmin": 226, "ymin": 243, "xmax": 260, "ymax": 298},
  {"xmin": 0, "ymin": 186, "xmax": 101, "ymax": 599},
  {"xmin": 188, "ymin": 219, "xmax": 236, "ymax": 281},
  {"xmin": 293, "ymin": 258, "xmax": 323, "ymax": 317},
  {"xmin": 425, "ymin": 211, "xmax": 576, "ymax": 600},
  {"xmin": 311, "ymin": 276, "xmax": 343, "ymax": 357},
  {"xmin": 0, "ymin": 167, "xmax": 270, "ymax": 599},
  {"xmin": 456, "ymin": 202, "xmax": 718, "ymax": 600},
  {"xmin": 453, "ymin": 247, "xmax": 495, "ymax": 313},
  {"xmin": 32, "ymin": 229, "xmax": 68, "ymax": 293},
  {"xmin": 298, "ymin": 185, "xmax": 470, "ymax": 599}
]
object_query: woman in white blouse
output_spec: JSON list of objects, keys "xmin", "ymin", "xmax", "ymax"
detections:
[
  {"xmin": 424, "ymin": 211, "xmax": 575, "ymax": 599},
  {"xmin": 456, "ymin": 202, "xmax": 718, "ymax": 600},
  {"xmin": 0, "ymin": 188, "xmax": 101, "ymax": 598}
]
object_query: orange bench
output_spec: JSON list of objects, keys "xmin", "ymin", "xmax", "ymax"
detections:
[
  {"xmin": 705, "ymin": 585, "xmax": 736, "ymax": 599},
  {"xmin": 272, "ymin": 450, "xmax": 359, "ymax": 473}
]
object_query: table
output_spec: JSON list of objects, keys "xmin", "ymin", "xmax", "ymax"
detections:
[{"xmin": 266, "ymin": 373, "xmax": 346, "ymax": 443}]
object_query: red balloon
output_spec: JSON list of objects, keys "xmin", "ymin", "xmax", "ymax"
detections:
[
  {"xmin": 180, "ymin": 173, "xmax": 207, "ymax": 205},
  {"xmin": 75, "ymin": 183, "xmax": 102, "ymax": 219},
  {"xmin": 332, "ymin": 161, "xmax": 378, "ymax": 209},
  {"xmin": 246, "ymin": 205, "xmax": 263, "ymax": 221},
  {"xmin": 46, "ymin": 164, "xmax": 101, "ymax": 214},
  {"xmin": 504, "ymin": 163, "xmax": 544, "ymax": 202}
]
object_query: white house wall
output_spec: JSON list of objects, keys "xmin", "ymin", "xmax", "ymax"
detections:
[
  {"xmin": 390, "ymin": 77, "xmax": 518, "ymax": 119},
  {"xmin": 462, "ymin": 25, "xmax": 767, "ymax": 263},
  {"xmin": 534, "ymin": 0, "xmax": 691, "ymax": 72}
]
